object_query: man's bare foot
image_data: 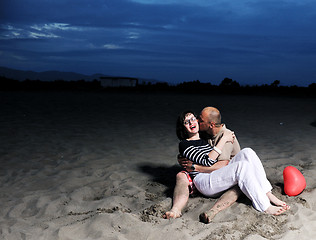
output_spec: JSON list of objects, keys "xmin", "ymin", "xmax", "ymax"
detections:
[
  {"xmin": 199, "ymin": 209, "xmax": 217, "ymax": 224},
  {"xmin": 163, "ymin": 209, "xmax": 182, "ymax": 219},
  {"xmin": 267, "ymin": 192, "xmax": 290, "ymax": 210},
  {"xmin": 265, "ymin": 205, "xmax": 288, "ymax": 215}
]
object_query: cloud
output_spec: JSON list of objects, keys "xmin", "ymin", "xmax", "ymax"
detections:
[
  {"xmin": 30, "ymin": 23, "xmax": 82, "ymax": 31},
  {"xmin": 1, "ymin": 0, "xmax": 316, "ymax": 86},
  {"xmin": 1, "ymin": 22, "xmax": 84, "ymax": 40},
  {"xmin": 28, "ymin": 31, "xmax": 59, "ymax": 39},
  {"xmin": 102, "ymin": 44, "xmax": 123, "ymax": 50}
]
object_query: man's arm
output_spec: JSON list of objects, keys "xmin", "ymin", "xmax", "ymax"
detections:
[
  {"xmin": 215, "ymin": 131, "xmax": 241, "ymax": 161},
  {"xmin": 178, "ymin": 131, "xmax": 235, "ymax": 168},
  {"xmin": 194, "ymin": 160, "xmax": 229, "ymax": 173},
  {"xmin": 178, "ymin": 156, "xmax": 229, "ymax": 173}
]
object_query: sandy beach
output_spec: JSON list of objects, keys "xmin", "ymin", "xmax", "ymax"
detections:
[{"xmin": 1, "ymin": 91, "xmax": 316, "ymax": 240}]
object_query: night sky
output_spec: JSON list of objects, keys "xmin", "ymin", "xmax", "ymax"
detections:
[{"xmin": 1, "ymin": 0, "xmax": 316, "ymax": 86}]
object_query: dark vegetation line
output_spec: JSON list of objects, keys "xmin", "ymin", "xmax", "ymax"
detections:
[{"xmin": 1, "ymin": 76, "xmax": 315, "ymax": 97}]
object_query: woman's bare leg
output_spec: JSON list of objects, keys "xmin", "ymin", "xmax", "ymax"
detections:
[{"xmin": 163, "ymin": 172, "xmax": 190, "ymax": 219}]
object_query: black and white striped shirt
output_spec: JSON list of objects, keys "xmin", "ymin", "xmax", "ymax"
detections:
[{"xmin": 179, "ymin": 139, "xmax": 218, "ymax": 167}]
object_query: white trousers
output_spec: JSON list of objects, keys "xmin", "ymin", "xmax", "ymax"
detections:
[{"xmin": 193, "ymin": 148, "xmax": 272, "ymax": 212}]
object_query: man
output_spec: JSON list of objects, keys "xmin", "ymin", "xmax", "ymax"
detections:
[{"xmin": 163, "ymin": 107, "xmax": 242, "ymax": 223}]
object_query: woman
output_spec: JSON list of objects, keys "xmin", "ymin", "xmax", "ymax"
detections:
[{"xmin": 177, "ymin": 110, "xmax": 289, "ymax": 216}]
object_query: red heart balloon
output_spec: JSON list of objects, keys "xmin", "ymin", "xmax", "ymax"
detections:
[{"xmin": 283, "ymin": 166, "xmax": 306, "ymax": 196}]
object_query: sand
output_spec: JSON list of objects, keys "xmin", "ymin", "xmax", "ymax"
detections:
[{"xmin": 1, "ymin": 91, "xmax": 316, "ymax": 240}]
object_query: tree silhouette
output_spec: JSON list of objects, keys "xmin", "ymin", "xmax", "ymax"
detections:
[
  {"xmin": 219, "ymin": 78, "xmax": 240, "ymax": 88},
  {"xmin": 271, "ymin": 80, "xmax": 280, "ymax": 87}
]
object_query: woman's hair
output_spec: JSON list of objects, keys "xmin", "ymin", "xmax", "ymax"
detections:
[{"xmin": 176, "ymin": 110, "xmax": 197, "ymax": 140}]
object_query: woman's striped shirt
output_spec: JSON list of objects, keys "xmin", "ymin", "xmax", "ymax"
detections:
[{"xmin": 179, "ymin": 139, "xmax": 218, "ymax": 167}]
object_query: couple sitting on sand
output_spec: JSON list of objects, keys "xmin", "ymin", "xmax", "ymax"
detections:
[{"xmin": 163, "ymin": 107, "xmax": 290, "ymax": 223}]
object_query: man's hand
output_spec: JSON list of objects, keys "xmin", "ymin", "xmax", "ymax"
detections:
[
  {"xmin": 222, "ymin": 131, "xmax": 235, "ymax": 144},
  {"xmin": 177, "ymin": 154, "xmax": 193, "ymax": 170}
]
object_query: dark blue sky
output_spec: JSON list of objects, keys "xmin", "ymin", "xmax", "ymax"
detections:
[{"xmin": 1, "ymin": 0, "xmax": 316, "ymax": 86}]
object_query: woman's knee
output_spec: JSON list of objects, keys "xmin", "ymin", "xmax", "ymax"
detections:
[{"xmin": 176, "ymin": 172, "xmax": 190, "ymax": 183}]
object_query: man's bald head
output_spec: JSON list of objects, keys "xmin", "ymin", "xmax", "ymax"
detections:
[{"xmin": 200, "ymin": 107, "xmax": 221, "ymax": 125}]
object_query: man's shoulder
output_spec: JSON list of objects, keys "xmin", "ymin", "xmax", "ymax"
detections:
[
  {"xmin": 220, "ymin": 124, "xmax": 237, "ymax": 138},
  {"xmin": 221, "ymin": 124, "xmax": 241, "ymax": 153},
  {"xmin": 221, "ymin": 124, "xmax": 232, "ymax": 133},
  {"xmin": 214, "ymin": 124, "xmax": 231, "ymax": 139}
]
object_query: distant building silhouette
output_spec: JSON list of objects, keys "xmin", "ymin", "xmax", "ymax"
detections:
[{"xmin": 100, "ymin": 76, "xmax": 138, "ymax": 87}]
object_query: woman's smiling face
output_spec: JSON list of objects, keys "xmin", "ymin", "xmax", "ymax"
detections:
[{"xmin": 183, "ymin": 113, "xmax": 199, "ymax": 135}]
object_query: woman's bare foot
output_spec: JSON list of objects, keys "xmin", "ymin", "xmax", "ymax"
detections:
[
  {"xmin": 265, "ymin": 205, "xmax": 288, "ymax": 215},
  {"xmin": 163, "ymin": 208, "xmax": 182, "ymax": 219},
  {"xmin": 199, "ymin": 209, "xmax": 217, "ymax": 224},
  {"xmin": 267, "ymin": 192, "xmax": 290, "ymax": 210}
]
